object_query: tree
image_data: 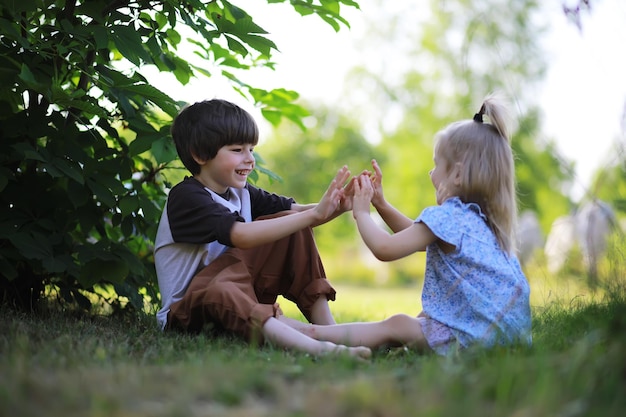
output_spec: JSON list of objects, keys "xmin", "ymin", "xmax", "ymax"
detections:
[
  {"xmin": 340, "ymin": 0, "xmax": 572, "ymax": 232},
  {"xmin": 257, "ymin": 102, "xmax": 377, "ymax": 252},
  {"xmin": 0, "ymin": 0, "xmax": 359, "ymax": 312}
]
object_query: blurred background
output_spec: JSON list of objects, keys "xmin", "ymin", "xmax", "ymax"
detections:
[{"xmin": 148, "ymin": 0, "xmax": 626, "ymax": 297}]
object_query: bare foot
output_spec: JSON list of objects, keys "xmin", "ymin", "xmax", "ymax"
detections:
[{"xmin": 318, "ymin": 341, "xmax": 372, "ymax": 361}]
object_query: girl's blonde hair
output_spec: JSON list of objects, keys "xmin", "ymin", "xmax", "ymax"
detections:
[{"xmin": 434, "ymin": 93, "xmax": 517, "ymax": 254}]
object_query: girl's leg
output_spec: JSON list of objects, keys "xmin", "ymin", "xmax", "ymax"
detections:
[
  {"xmin": 263, "ymin": 317, "xmax": 371, "ymax": 360},
  {"xmin": 285, "ymin": 313, "xmax": 430, "ymax": 351}
]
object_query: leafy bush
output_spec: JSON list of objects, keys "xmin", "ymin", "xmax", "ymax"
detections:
[{"xmin": 0, "ymin": 0, "xmax": 358, "ymax": 312}]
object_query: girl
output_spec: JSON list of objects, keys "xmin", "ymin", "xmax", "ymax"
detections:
[{"xmin": 288, "ymin": 94, "xmax": 532, "ymax": 355}]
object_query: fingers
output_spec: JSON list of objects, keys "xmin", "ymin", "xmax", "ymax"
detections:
[
  {"xmin": 354, "ymin": 175, "xmax": 374, "ymax": 197},
  {"xmin": 334, "ymin": 165, "xmax": 350, "ymax": 187},
  {"xmin": 371, "ymin": 159, "xmax": 382, "ymax": 181}
]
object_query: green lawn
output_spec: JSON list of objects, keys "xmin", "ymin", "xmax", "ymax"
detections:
[{"xmin": 1, "ymin": 278, "xmax": 625, "ymax": 417}]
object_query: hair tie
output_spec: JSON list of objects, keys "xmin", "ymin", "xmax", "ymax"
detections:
[{"xmin": 473, "ymin": 104, "xmax": 485, "ymax": 123}]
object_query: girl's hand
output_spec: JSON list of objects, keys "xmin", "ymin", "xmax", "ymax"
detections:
[
  {"xmin": 340, "ymin": 168, "xmax": 375, "ymax": 212},
  {"xmin": 315, "ymin": 166, "xmax": 351, "ymax": 220},
  {"xmin": 369, "ymin": 159, "xmax": 385, "ymax": 208},
  {"xmin": 352, "ymin": 174, "xmax": 374, "ymax": 219}
]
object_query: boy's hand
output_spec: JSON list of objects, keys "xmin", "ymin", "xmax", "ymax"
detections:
[
  {"xmin": 337, "ymin": 176, "xmax": 358, "ymax": 212},
  {"xmin": 315, "ymin": 166, "xmax": 351, "ymax": 220},
  {"xmin": 339, "ymin": 168, "xmax": 375, "ymax": 212},
  {"xmin": 352, "ymin": 174, "xmax": 374, "ymax": 219}
]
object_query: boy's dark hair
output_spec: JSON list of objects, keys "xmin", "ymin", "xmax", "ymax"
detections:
[{"xmin": 171, "ymin": 99, "xmax": 259, "ymax": 175}]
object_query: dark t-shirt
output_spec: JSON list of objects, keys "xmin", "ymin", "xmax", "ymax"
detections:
[
  {"xmin": 154, "ymin": 176, "xmax": 294, "ymax": 329},
  {"xmin": 166, "ymin": 177, "xmax": 294, "ymax": 246}
]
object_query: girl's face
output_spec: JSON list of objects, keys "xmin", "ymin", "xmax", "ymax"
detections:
[
  {"xmin": 429, "ymin": 151, "xmax": 458, "ymax": 205},
  {"xmin": 197, "ymin": 143, "xmax": 256, "ymax": 193}
]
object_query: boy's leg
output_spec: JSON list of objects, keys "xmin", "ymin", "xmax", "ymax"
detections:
[
  {"xmin": 167, "ymin": 250, "xmax": 278, "ymax": 342},
  {"xmin": 262, "ymin": 317, "xmax": 371, "ymax": 359},
  {"xmin": 242, "ymin": 211, "xmax": 337, "ymax": 324},
  {"xmin": 167, "ymin": 210, "xmax": 336, "ymax": 341}
]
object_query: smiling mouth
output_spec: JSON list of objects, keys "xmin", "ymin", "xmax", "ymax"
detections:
[{"xmin": 236, "ymin": 169, "xmax": 250, "ymax": 176}]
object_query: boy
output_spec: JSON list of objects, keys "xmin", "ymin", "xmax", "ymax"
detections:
[{"xmin": 154, "ymin": 99, "xmax": 370, "ymax": 359}]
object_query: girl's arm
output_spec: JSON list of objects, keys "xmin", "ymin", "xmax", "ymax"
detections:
[
  {"xmin": 353, "ymin": 175, "xmax": 437, "ymax": 262},
  {"xmin": 368, "ymin": 159, "xmax": 414, "ymax": 232},
  {"xmin": 230, "ymin": 166, "xmax": 350, "ymax": 247}
]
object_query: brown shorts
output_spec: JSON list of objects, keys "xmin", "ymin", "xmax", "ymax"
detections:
[{"xmin": 166, "ymin": 211, "xmax": 336, "ymax": 343}]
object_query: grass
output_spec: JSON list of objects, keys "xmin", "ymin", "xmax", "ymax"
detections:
[{"xmin": 1, "ymin": 279, "xmax": 625, "ymax": 417}]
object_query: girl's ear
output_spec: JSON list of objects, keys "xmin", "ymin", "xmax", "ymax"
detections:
[{"xmin": 452, "ymin": 162, "xmax": 463, "ymax": 185}]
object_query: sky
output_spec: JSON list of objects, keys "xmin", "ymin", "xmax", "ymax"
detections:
[{"xmin": 149, "ymin": 0, "xmax": 626, "ymax": 203}]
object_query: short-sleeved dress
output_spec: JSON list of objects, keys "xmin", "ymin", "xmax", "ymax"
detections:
[{"xmin": 416, "ymin": 197, "xmax": 532, "ymax": 354}]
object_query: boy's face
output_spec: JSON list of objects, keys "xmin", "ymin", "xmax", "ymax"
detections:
[{"xmin": 199, "ymin": 143, "xmax": 255, "ymax": 193}]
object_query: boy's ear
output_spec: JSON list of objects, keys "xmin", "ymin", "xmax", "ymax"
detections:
[{"xmin": 192, "ymin": 153, "xmax": 207, "ymax": 166}]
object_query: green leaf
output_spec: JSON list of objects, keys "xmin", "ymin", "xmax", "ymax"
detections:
[
  {"xmin": 119, "ymin": 194, "xmax": 139, "ymax": 216},
  {"xmin": 80, "ymin": 258, "xmax": 129, "ymax": 287},
  {"xmin": 12, "ymin": 143, "xmax": 45, "ymax": 162},
  {"xmin": 9, "ymin": 232, "xmax": 53, "ymax": 260},
  {"xmin": 121, "ymin": 215, "xmax": 134, "ymax": 237},
  {"xmin": 67, "ymin": 181, "xmax": 89, "ymax": 208},
  {"xmin": 86, "ymin": 178, "xmax": 116, "ymax": 208},
  {"xmin": 111, "ymin": 25, "xmax": 152, "ymax": 66},
  {"xmin": 138, "ymin": 193, "xmax": 162, "ymax": 221},
  {"xmin": 224, "ymin": 35, "xmax": 249, "ymax": 57},
  {"xmin": 50, "ymin": 156, "xmax": 85, "ymax": 185},
  {"xmin": 129, "ymin": 134, "xmax": 154, "ymax": 156},
  {"xmin": 0, "ymin": 167, "xmax": 9, "ymax": 192},
  {"xmin": 120, "ymin": 83, "xmax": 179, "ymax": 117},
  {"xmin": 0, "ymin": 256, "xmax": 18, "ymax": 281},
  {"xmin": 42, "ymin": 256, "xmax": 69, "ymax": 273},
  {"xmin": 18, "ymin": 63, "xmax": 45, "ymax": 91},
  {"xmin": 236, "ymin": 33, "xmax": 276, "ymax": 56},
  {"xmin": 261, "ymin": 109, "xmax": 282, "ymax": 126},
  {"xmin": 165, "ymin": 28, "xmax": 181, "ymax": 46},
  {"xmin": 151, "ymin": 136, "xmax": 178, "ymax": 165}
]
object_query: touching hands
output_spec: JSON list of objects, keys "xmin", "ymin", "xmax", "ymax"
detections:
[
  {"xmin": 314, "ymin": 166, "xmax": 351, "ymax": 220},
  {"xmin": 314, "ymin": 160, "xmax": 384, "ymax": 221},
  {"xmin": 352, "ymin": 174, "xmax": 374, "ymax": 219},
  {"xmin": 368, "ymin": 159, "xmax": 385, "ymax": 208},
  {"xmin": 344, "ymin": 159, "xmax": 385, "ymax": 211}
]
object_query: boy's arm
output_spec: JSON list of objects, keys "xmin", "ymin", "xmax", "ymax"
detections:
[
  {"xmin": 230, "ymin": 166, "xmax": 350, "ymax": 248},
  {"xmin": 289, "ymin": 202, "xmax": 344, "ymax": 227}
]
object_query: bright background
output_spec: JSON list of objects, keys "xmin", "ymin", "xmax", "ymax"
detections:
[{"xmin": 149, "ymin": 0, "xmax": 626, "ymax": 202}]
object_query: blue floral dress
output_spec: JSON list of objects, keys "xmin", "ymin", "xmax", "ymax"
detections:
[{"xmin": 416, "ymin": 197, "xmax": 532, "ymax": 351}]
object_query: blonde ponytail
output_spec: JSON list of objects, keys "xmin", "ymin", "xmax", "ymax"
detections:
[{"xmin": 435, "ymin": 93, "xmax": 518, "ymax": 254}]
